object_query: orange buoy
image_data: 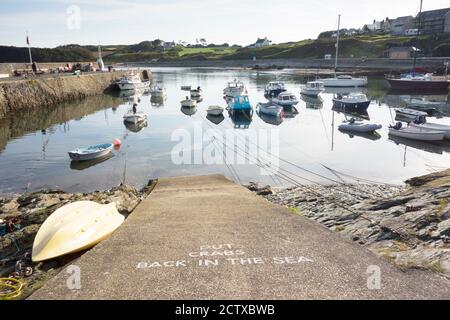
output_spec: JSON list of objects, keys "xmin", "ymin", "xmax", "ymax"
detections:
[{"xmin": 113, "ymin": 139, "xmax": 122, "ymax": 147}]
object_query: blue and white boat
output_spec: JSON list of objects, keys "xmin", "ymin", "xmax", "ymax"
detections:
[
  {"xmin": 264, "ymin": 81, "xmax": 286, "ymax": 99},
  {"xmin": 228, "ymin": 95, "xmax": 252, "ymax": 112},
  {"xmin": 68, "ymin": 144, "xmax": 114, "ymax": 162}
]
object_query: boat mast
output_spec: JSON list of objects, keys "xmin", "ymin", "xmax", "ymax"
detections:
[
  {"xmin": 412, "ymin": 0, "xmax": 423, "ymax": 74},
  {"xmin": 334, "ymin": 14, "xmax": 341, "ymax": 77}
]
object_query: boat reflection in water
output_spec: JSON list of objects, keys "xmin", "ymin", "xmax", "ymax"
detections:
[
  {"xmin": 229, "ymin": 110, "xmax": 253, "ymax": 129},
  {"xmin": 389, "ymin": 135, "xmax": 450, "ymax": 156},
  {"xmin": 70, "ymin": 153, "xmax": 114, "ymax": 171},
  {"xmin": 124, "ymin": 119, "xmax": 148, "ymax": 133},
  {"xmin": 151, "ymin": 95, "xmax": 166, "ymax": 107},
  {"xmin": 323, "ymin": 86, "xmax": 366, "ymax": 95},
  {"xmin": 257, "ymin": 111, "xmax": 284, "ymax": 126},
  {"xmin": 332, "ymin": 105, "xmax": 370, "ymax": 120},
  {"xmin": 339, "ymin": 129, "xmax": 381, "ymax": 141},
  {"xmin": 181, "ymin": 106, "xmax": 197, "ymax": 117},
  {"xmin": 301, "ymin": 95, "xmax": 323, "ymax": 109},
  {"xmin": 206, "ymin": 114, "xmax": 225, "ymax": 126},
  {"xmin": 282, "ymin": 106, "xmax": 299, "ymax": 119}
]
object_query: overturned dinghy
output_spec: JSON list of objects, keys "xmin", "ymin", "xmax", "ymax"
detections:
[{"xmin": 32, "ymin": 201, "xmax": 125, "ymax": 262}]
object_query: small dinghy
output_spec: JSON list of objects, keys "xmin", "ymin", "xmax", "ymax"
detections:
[
  {"xmin": 123, "ymin": 111, "xmax": 147, "ymax": 124},
  {"xmin": 190, "ymin": 86, "xmax": 202, "ymax": 98},
  {"xmin": 257, "ymin": 102, "xmax": 284, "ymax": 117},
  {"xmin": 389, "ymin": 122, "xmax": 445, "ymax": 142},
  {"xmin": 395, "ymin": 108, "xmax": 428, "ymax": 121},
  {"xmin": 207, "ymin": 105, "xmax": 224, "ymax": 116},
  {"xmin": 181, "ymin": 85, "xmax": 192, "ymax": 91},
  {"xmin": 32, "ymin": 201, "xmax": 125, "ymax": 262},
  {"xmin": 68, "ymin": 143, "xmax": 113, "ymax": 162},
  {"xmin": 181, "ymin": 97, "xmax": 197, "ymax": 108},
  {"xmin": 338, "ymin": 118, "xmax": 382, "ymax": 133},
  {"xmin": 150, "ymin": 84, "xmax": 166, "ymax": 97}
]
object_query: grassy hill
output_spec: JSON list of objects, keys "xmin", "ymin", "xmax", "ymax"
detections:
[
  {"xmin": 1, "ymin": 34, "xmax": 449, "ymax": 63},
  {"xmin": 103, "ymin": 34, "xmax": 450, "ymax": 62},
  {"xmin": 0, "ymin": 45, "xmax": 94, "ymax": 63}
]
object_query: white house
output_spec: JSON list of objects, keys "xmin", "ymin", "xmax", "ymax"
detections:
[{"xmin": 249, "ymin": 37, "xmax": 272, "ymax": 48}]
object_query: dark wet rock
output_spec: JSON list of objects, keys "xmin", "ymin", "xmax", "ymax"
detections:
[{"xmin": 248, "ymin": 170, "xmax": 450, "ymax": 279}]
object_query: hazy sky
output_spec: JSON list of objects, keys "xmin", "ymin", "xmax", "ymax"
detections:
[{"xmin": 1, "ymin": 0, "xmax": 449, "ymax": 48}]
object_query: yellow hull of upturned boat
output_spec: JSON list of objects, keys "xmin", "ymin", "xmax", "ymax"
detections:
[{"xmin": 32, "ymin": 201, "xmax": 125, "ymax": 262}]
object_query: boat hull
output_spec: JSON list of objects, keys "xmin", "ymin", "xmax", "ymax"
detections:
[
  {"xmin": 68, "ymin": 144, "xmax": 113, "ymax": 162},
  {"xmin": 258, "ymin": 104, "xmax": 283, "ymax": 117},
  {"xmin": 32, "ymin": 202, "xmax": 124, "ymax": 262},
  {"xmin": 321, "ymin": 78, "xmax": 368, "ymax": 87},
  {"xmin": 388, "ymin": 79, "xmax": 450, "ymax": 92},
  {"xmin": 389, "ymin": 128, "xmax": 445, "ymax": 142},
  {"xmin": 207, "ymin": 108, "xmax": 224, "ymax": 116},
  {"xmin": 118, "ymin": 81, "xmax": 149, "ymax": 91},
  {"xmin": 339, "ymin": 123, "xmax": 382, "ymax": 133},
  {"xmin": 410, "ymin": 123, "xmax": 450, "ymax": 140},
  {"xmin": 332, "ymin": 99, "xmax": 370, "ymax": 111},
  {"xmin": 123, "ymin": 114, "xmax": 147, "ymax": 124}
]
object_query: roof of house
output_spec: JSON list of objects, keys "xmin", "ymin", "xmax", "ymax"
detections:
[
  {"xmin": 255, "ymin": 38, "xmax": 269, "ymax": 44},
  {"xmin": 386, "ymin": 46, "xmax": 414, "ymax": 52},
  {"xmin": 417, "ymin": 8, "xmax": 450, "ymax": 20}
]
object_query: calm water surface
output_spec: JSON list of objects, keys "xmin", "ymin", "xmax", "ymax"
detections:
[{"xmin": 1, "ymin": 67, "xmax": 450, "ymax": 196}]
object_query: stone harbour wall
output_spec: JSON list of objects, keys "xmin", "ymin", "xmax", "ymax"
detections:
[{"xmin": 0, "ymin": 70, "xmax": 151, "ymax": 120}]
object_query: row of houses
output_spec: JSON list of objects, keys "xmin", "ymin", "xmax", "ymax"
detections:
[{"xmin": 363, "ymin": 7, "xmax": 450, "ymax": 36}]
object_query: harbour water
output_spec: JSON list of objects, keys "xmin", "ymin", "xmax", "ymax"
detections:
[{"xmin": 0, "ymin": 67, "xmax": 449, "ymax": 196}]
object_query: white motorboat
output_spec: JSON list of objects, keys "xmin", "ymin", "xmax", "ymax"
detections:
[
  {"xmin": 410, "ymin": 122, "xmax": 450, "ymax": 140},
  {"xmin": 403, "ymin": 97, "xmax": 447, "ymax": 113},
  {"xmin": 320, "ymin": 15, "xmax": 368, "ymax": 88},
  {"xmin": 301, "ymin": 81, "xmax": 325, "ymax": 97},
  {"xmin": 206, "ymin": 105, "xmax": 224, "ymax": 116},
  {"xmin": 321, "ymin": 75, "xmax": 368, "ymax": 88},
  {"xmin": 257, "ymin": 102, "xmax": 284, "ymax": 117},
  {"xmin": 123, "ymin": 110, "xmax": 147, "ymax": 124},
  {"xmin": 150, "ymin": 84, "xmax": 166, "ymax": 97},
  {"xmin": 389, "ymin": 123, "xmax": 445, "ymax": 142},
  {"xmin": 270, "ymin": 92, "xmax": 299, "ymax": 107},
  {"xmin": 395, "ymin": 108, "xmax": 428, "ymax": 121},
  {"xmin": 338, "ymin": 119, "xmax": 382, "ymax": 133},
  {"xmin": 190, "ymin": 86, "xmax": 203, "ymax": 98},
  {"xmin": 224, "ymin": 80, "xmax": 247, "ymax": 98},
  {"xmin": 181, "ymin": 97, "xmax": 197, "ymax": 108},
  {"xmin": 264, "ymin": 81, "xmax": 287, "ymax": 99},
  {"xmin": 116, "ymin": 74, "xmax": 150, "ymax": 91},
  {"xmin": 68, "ymin": 144, "xmax": 113, "ymax": 162}
]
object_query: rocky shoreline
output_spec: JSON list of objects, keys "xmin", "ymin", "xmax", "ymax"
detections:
[
  {"xmin": 247, "ymin": 169, "xmax": 450, "ymax": 279},
  {"xmin": 0, "ymin": 182, "xmax": 155, "ymax": 299}
]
